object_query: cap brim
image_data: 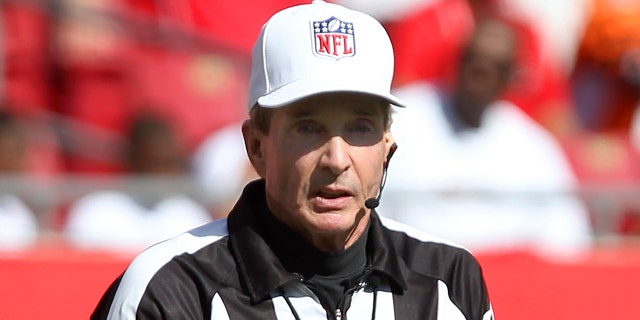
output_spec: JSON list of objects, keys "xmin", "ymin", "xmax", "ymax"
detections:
[{"xmin": 257, "ymin": 75, "xmax": 406, "ymax": 108}]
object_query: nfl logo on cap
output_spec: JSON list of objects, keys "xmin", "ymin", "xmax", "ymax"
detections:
[{"xmin": 312, "ymin": 17, "xmax": 355, "ymax": 60}]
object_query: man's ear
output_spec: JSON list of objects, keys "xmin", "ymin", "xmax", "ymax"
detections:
[
  {"xmin": 384, "ymin": 131, "xmax": 396, "ymax": 168},
  {"xmin": 242, "ymin": 119, "xmax": 266, "ymax": 178}
]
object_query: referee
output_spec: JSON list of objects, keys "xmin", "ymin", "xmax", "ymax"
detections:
[{"xmin": 92, "ymin": 1, "xmax": 494, "ymax": 319}]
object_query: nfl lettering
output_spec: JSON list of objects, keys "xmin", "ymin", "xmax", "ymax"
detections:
[{"xmin": 313, "ymin": 17, "xmax": 355, "ymax": 59}]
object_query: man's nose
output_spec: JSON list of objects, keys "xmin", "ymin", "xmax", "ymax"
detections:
[{"xmin": 319, "ymin": 136, "xmax": 351, "ymax": 175}]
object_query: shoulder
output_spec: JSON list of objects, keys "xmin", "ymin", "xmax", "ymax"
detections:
[
  {"xmin": 122, "ymin": 219, "xmax": 229, "ymax": 284},
  {"xmin": 490, "ymin": 100, "xmax": 577, "ymax": 178},
  {"xmin": 490, "ymin": 100, "xmax": 559, "ymax": 142},
  {"xmin": 105, "ymin": 219, "xmax": 231, "ymax": 316},
  {"xmin": 489, "ymin": 101, "xmax": 571, "ymax": 159},
  {"xmin": 377, "ymin": 217, "xmax": 492, "ymax": 318},
  {"xmin": 378, "ymin": 217, "xmax": 485, "ymax": 282},
  {"xmin": 379, "ymin": 216, "xmax": 467, "ymax": 250}
]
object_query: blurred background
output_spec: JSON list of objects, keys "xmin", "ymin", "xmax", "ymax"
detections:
[{"xmin": 0, "ymin": 0, "xmax": 639, "ymax": 319}]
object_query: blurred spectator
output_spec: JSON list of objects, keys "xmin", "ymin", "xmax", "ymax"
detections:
[
  {"xmin": 572, "ymin": 0, "xmax": 640, "ymax": 133},
  {"xmin": 378, "ymin": 18, "xmax": 592, "ymax": 257},
  {"xmin": 191, "ymin": 121, "xmax": 258, "ymax": 220},
  {"xmin": 0, "ymin": 109, "xmax": 38, "ymax": 250},
  {"xmin": 63, "ymin": 112, "xmax": 211, "ymax": 251}
]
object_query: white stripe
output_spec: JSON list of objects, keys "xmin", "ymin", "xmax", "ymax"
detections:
[
  {"xmin": 437, "ymin": 280, "xmax": 466, "ymax": 320},
  {"xmin": 106, "ymin": 219, "xmax": 229, "ymax": 320},
  {"xmin": 347, "ymin": 286, "xmax": 395, "ymax": 319},
  {"xmin": 210, "ymin": 293, "xmax": 231, "ymax": 320},
  {"xmin": 380, "ymin": 216, "xmax": 469, "ymax": 251},
  {"xmin": 483, "ymin": 303, "xmax": 495, "ymax": 320},
  {"xmin": 272, "ymin": 282, "xmax": 327, "ymax": 319}
]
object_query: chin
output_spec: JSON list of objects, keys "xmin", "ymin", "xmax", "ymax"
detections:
[{"xmin": 311, "ymin": 213, "xmax": 357, "ymax": 233}]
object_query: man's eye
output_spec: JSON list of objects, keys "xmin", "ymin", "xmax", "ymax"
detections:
[
  {"xmin": 297, "ymin": 124, "xmax": 318, "ymax": 134},
  {"xmin": 350, "ymin": 123, "xmax": 373, "ymax": 133}
]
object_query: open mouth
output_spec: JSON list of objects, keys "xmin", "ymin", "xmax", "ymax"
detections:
[
  {"xmin": 311, "ymin": 187, "xmax": 354, "ymax": 210},
  {"xmin": 316, "ymin": 190, "xmax": 351, "ymax": 199}
]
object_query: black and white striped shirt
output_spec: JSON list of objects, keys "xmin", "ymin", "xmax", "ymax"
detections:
[{"xmin": 92, "ymin": 180, "xmax": 494, "ymax": 319}]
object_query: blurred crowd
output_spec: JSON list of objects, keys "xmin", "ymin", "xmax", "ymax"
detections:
[{"xmin": 1, "ymin": 0, "xmax": 640, "ymax": 253}]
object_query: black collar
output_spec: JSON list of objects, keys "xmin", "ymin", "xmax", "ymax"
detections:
[{"xmin": 227, "ymin": 179, "xmax": 408, "ymax": 304}]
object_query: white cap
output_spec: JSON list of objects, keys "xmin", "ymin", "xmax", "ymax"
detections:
[{"xmin": 248, "ymin": 0, "xmax": 406, "ymax": 110}]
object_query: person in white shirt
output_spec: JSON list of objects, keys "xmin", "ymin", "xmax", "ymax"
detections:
[{"xmin": 378, "ymin": 18, "xmax": 592, "ymax": 256}]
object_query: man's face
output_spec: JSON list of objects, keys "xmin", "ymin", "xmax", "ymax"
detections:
[
  {"xmin": 454, "ymin": 21, "xmax": 516, "ymax": 127},
  {"xmin": 243, "ymin": 93, "xmax": 394, "ymax": 252}
]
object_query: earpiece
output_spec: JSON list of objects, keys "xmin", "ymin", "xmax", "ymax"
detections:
[{"xmin": 365, "ymin": 143, "xmax": 397, "ymax": 209}]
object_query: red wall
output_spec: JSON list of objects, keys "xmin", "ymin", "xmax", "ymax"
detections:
[{"xmin": 1, "ymin": 246, "xmax": 639, "ymax": 319}]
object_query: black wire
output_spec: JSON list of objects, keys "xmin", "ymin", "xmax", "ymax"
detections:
[
  {"xmin": 371, "ymin": 287, "xmax": 378, "ymax": 320},
  {"xmin": 337, "ymin": 271, "xmax": 382, "ymax": 320},
  {"xmin": 281, "ymin": 288, "xmax": 302, "ymax": 320},
  {"xmin": 336, "ymin": 276, "xmax": 370, "ymax": 319}
]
